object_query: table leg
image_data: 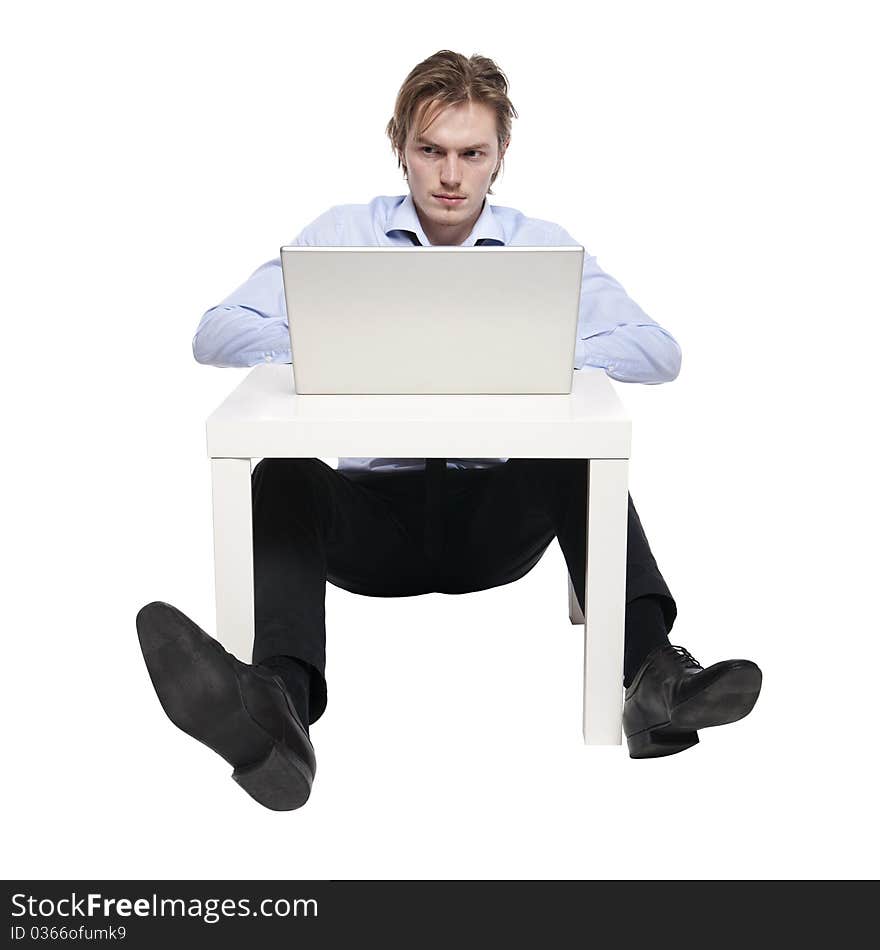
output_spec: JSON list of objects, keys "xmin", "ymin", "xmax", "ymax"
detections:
[
  {"xmin": 211, "ymin": 458, "xmax": 254, "ymax": 663},
  {"xmin": 582, "ymin": 458, "xmax": 628, "ymax": 745},
  {"xmin": 568, "ymin": 576, "xmax": 585, "ymax": 624}
]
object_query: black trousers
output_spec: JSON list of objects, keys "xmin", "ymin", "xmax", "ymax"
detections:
[{"xmin": 251, "ymin": 458, "xmax": 676, "ymax": 722}]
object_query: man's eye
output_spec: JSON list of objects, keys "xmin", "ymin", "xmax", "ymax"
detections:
[{"xmin": 420, "ymin": 147, "xmax": 483, "ymax": 157}]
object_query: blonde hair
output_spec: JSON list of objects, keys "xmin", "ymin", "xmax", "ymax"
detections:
[{"xmin": 386, "ymin": 50, "xmax": 517, "ymax": 195}]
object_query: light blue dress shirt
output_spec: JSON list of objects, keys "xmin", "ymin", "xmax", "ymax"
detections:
[{"xmin": 194, "ymin": 194, "xmax": 681, "ymax": 474}]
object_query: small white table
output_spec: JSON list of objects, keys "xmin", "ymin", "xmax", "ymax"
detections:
[{"xmin": 206, "ymin": 364, "xmax": 631, "ymax": 744}]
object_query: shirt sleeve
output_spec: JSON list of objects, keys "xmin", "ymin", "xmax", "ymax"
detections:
[
  {"xmin": 555, "ymin": 225, "xmax": 682, "ymax": 384},
  {"xmin": 192, "ymin": 207, "xmax": 340, "ymax": 367}
]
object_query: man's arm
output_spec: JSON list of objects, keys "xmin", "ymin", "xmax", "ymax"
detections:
[
  {"xmin": 192, "ymin": 207, "xmax": 340, "ymax": 368},
  {"xmin": 556, "ymin": 226, "xmax": 682, "ymax": 384},
  {"xmin": 192, "ymin": 259, "xmax": 289, "ymax": 367}
]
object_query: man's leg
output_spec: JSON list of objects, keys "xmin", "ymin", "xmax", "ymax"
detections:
[
  {"xmin": 251, "ymin": 459, "xmax": 434, "ymax": 727},
  {"xmin": 437, "ymin": 459, "xmax": 675, "ymax": 684},
  {"xmin": 136, "ymin": 459, "xmax": 433, "ymax": 810},
  {"xmin": 437, "ymin": 460, "xmax": 761, "ymax": 758}
]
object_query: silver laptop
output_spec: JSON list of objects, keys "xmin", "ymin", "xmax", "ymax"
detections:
[{"xmin": 280, "ymin": 246, "xmax": 584, "ymax": 394}]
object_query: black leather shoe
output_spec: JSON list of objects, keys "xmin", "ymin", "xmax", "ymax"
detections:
[
  {"xmin": 624, "ymin": 644, "xmax": 762, "ymax": 759},
  {"xmin": 135, "ymin": 601, "xmax": 316, "ymax": 810}
]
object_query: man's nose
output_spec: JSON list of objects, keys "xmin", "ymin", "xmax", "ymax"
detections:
[{"xmin": 440, "ymin": 155, "xmax": 461, "ymax": 186}]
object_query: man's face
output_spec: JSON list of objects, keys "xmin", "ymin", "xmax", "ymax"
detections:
[{"xmin": 403, "ymin": 99, "xmax": 506, "ymax": 246}]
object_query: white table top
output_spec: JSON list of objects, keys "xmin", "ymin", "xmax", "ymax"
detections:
[{"xmin": 206, "ymin": 364, "xmax": 631, "ymax": 459}]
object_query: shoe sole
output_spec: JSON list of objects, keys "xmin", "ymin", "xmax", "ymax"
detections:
[
  {"xmin": 136, "ymin": 602, "xmax": 312, "ymax": 810},
  {"xmin": 627, "ymin": 662, "xmax": 762, "ymax": 759}
]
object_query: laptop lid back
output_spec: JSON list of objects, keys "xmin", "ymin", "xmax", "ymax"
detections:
[{"xmin": 280, "ymin": 245, "xmax": 584, "ymax": 394}]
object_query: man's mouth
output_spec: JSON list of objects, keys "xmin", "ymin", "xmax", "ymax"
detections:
[{"xmin": 434, "ymin": 194, "xmax": 465, "ymax": 205}]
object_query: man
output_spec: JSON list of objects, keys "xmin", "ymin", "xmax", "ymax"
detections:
[{"xmin": 136, "ymin": 50, "xmax": 761, "ymax": 811}]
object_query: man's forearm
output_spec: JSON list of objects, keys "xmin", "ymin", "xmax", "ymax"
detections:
[
  {"xmin": 576, "ymin": 325, "xmax": 682, "ymax": 384},
  {"xmin": 192, "ymin": 305, "xmax": 291, "ymax": 367}
]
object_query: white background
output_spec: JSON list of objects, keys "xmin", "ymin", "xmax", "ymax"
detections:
[{"xmin": 3, "ymin": 0, "xmax": 878, "ymax": 880}]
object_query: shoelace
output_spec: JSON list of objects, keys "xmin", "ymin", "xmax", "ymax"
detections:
[{"xmin": 669, "ymin": 644, "xmax": 703, "ymax": 670}]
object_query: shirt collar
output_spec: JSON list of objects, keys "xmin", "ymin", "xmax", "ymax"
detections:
[{"xmin": 384, "ymin": 193, "xmax": 506, "ymax": 246}]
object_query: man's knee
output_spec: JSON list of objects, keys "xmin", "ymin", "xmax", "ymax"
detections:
[
  {"xmin": 506, "ymin": 458, "xmax": 588, "ymax": 495},
  {"xmin": 252, "ymin": 457, "xmax": 330, "ymax": 486},
  {"xmin": 251, "ymin": 458, "xmax": 336, "ymax": 514}
]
